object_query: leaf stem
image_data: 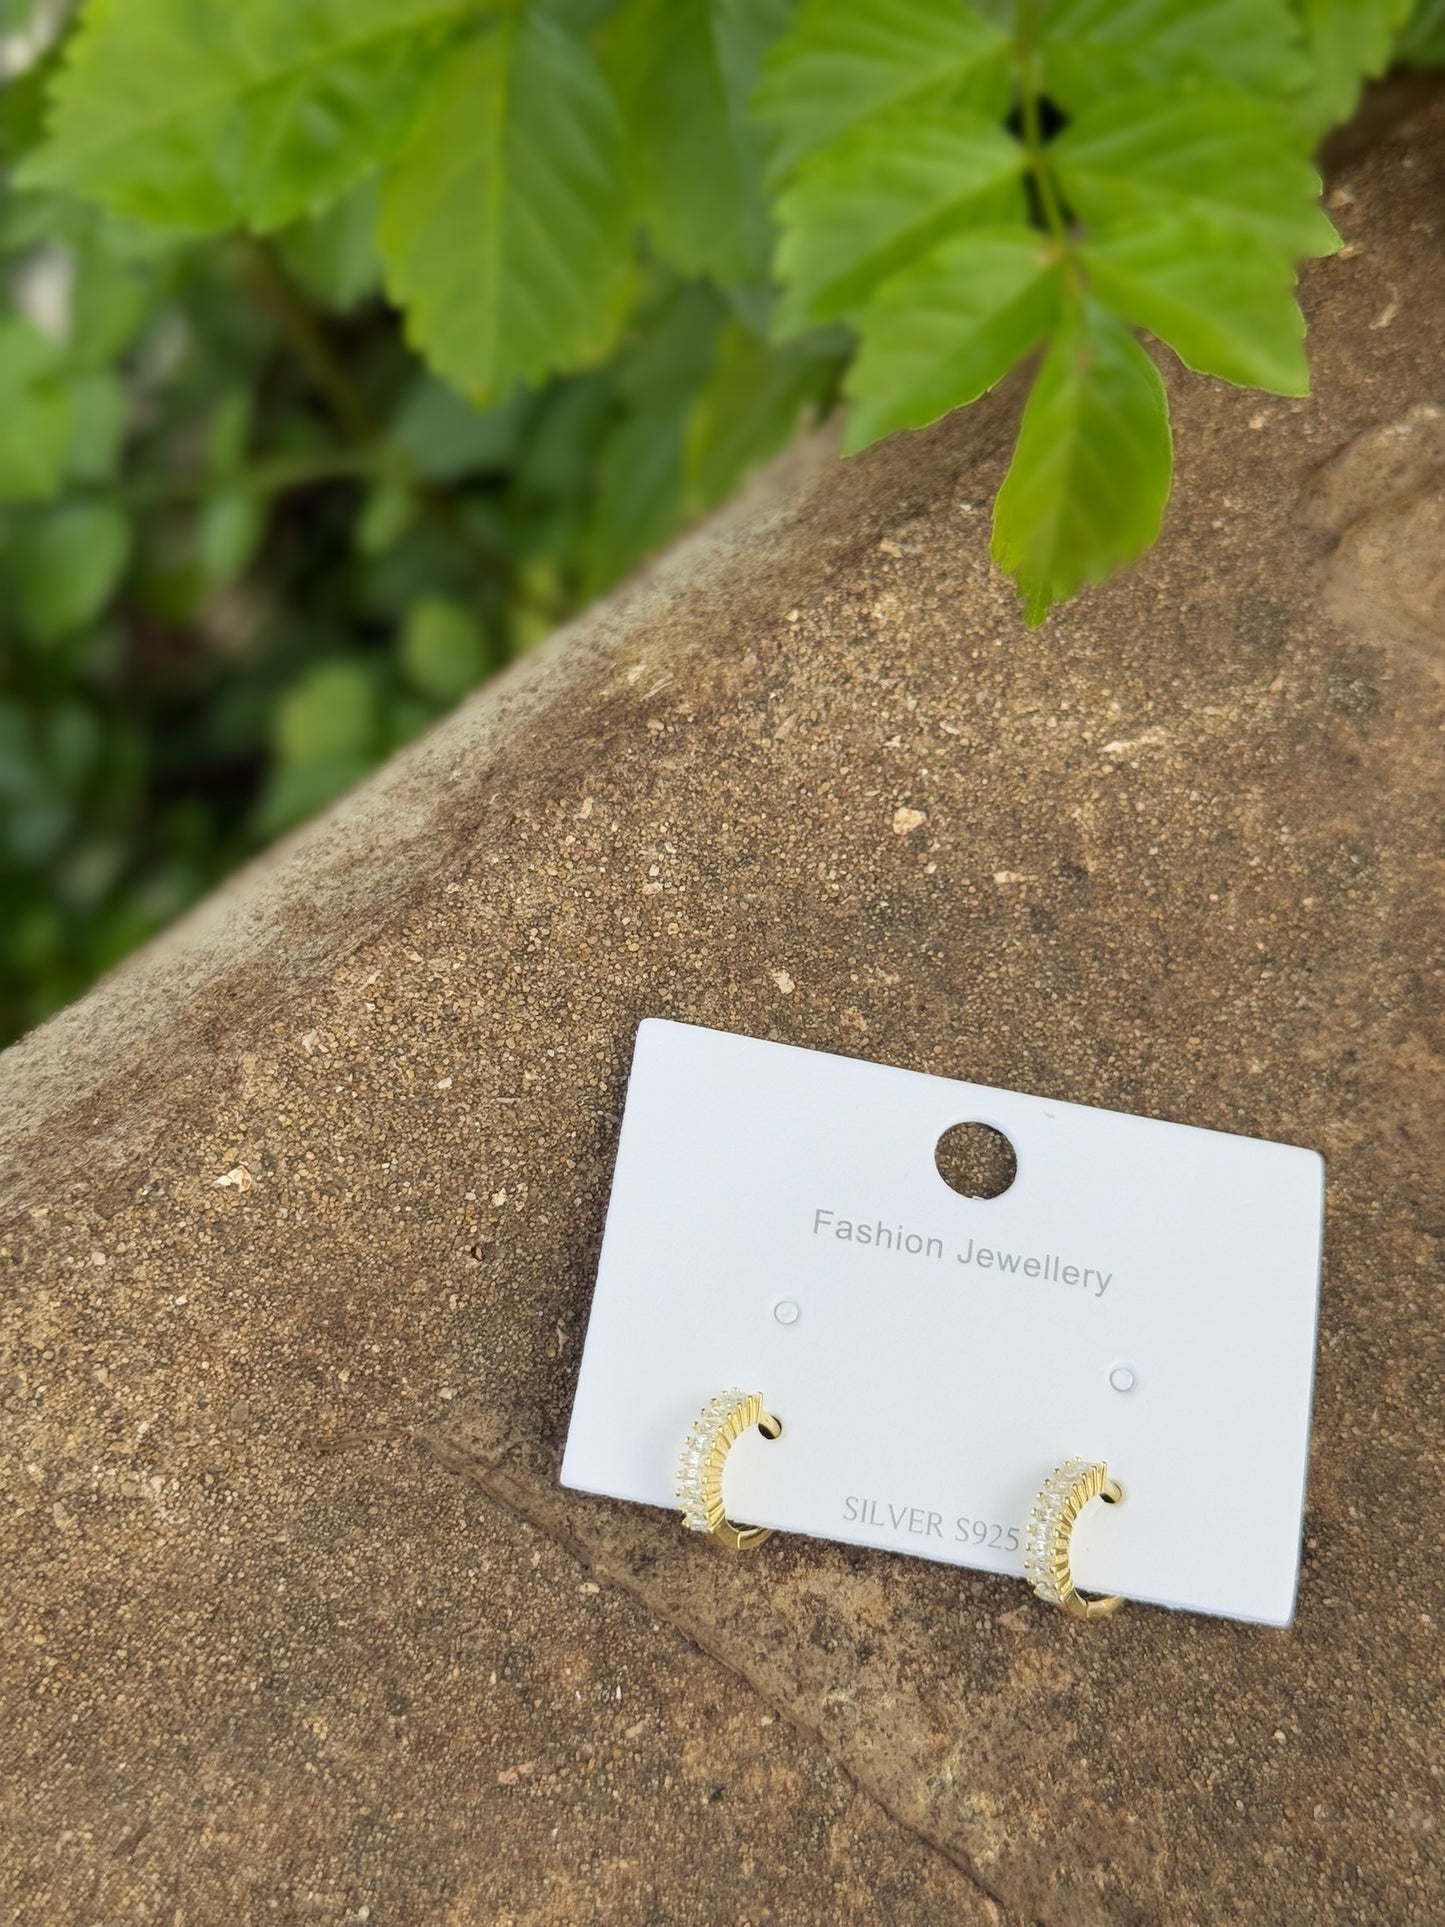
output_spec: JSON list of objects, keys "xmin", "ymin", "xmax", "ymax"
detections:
[
  {"xmin": 76, "ymin": 447, "xmax": 394, "ymax": 508},
  {"xmin": 1014, "ymin": 0, "xmax": 1076, "ymax": 269},
  {"xmin": 238, "ymin": 236, "xmax": 376, "ymax": 444}
]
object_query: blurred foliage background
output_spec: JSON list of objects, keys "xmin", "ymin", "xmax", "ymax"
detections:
[
  {"xmin": 1, "ymin": 0, "xmax": 1442, "ymax": 1048},
  {"xmin": 0, "ymin": 10, "xmax": 845, "ymax": 1045}
]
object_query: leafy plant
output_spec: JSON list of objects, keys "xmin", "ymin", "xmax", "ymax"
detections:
[
  {"xmin": 0, "ymin": 0, "xmax": 1440, "ymax": 1040},
  {"xmin": 20, "ymin": 0, "xmax": 1433, "ymax": 619}
]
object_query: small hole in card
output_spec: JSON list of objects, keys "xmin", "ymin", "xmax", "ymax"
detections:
[{"xmin": 934, "ymin": 1122, "xmax": 1016, "ymax": 1200}]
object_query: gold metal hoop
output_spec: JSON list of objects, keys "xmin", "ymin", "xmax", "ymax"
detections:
[
  {"xmin": 675, "ymin": 1389, "xmax": 783, "ymax": 1551},
  {"xmin": 1024, "ymin": 1459, "xmax": 1125, "ymax": 1619}
]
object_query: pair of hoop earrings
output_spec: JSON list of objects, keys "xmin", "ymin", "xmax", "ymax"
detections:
[{"xmin": 675, "ymin": 1389, "xmax": 1125, "ymax": 1619}]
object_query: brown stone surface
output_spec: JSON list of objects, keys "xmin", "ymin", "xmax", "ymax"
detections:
[{"xmin": 3, "ymin": 94, "xmax": 1443, "ymax": 1927}]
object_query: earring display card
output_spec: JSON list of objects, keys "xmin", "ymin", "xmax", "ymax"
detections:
[{"xmin": 560, "ymin": 1019, "xmax": 1325, "ymax": 1625}]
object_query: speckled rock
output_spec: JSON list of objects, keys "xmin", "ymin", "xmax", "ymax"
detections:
[{"xmin": 3, "ymin": 94, "xmax": 1442, "ymax": 1927}]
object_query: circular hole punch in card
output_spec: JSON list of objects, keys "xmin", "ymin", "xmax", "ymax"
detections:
[{"xmin": 561, "ymin": 1020, "xmax": 1325, "ymax": 1625}]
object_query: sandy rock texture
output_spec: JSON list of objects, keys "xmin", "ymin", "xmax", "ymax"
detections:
[{"xmin": 2, "ymin": 92, "xmax": 1442, "ymax": 1927}]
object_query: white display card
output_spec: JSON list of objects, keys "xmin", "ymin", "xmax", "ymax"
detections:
[{"xmin": 561, "ymin": 1020, "xmax": 1325, "ymax": 1624}]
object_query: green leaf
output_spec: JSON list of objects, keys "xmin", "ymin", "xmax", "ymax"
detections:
[
  {"xmin": 686, "ymin": 320, "xmax": 841, "ymax": 509},
  {"xmin": 43, "ymin": 703, "xmax": 105, "ymax": 793},
  {"xmin": 65, "ymin": 239, "xmax": 159, "ymax": 368},
  {"xmin": 26, "ymin": 0, "xmax": 465, "ymax": 231},
  {"xmin": 1041, "ymin": 0, "xmax": 1307, "ymax": 116},
  {"xmin": 515, "ymin": 370, "xmax": 616, "ymax": 502},
  {"xmin": 254, "ymin": 756, "xmax": 375, "ymax": 837},
  {"xmin": 206, "ymin": 394, "xmax": 252, "ymax": 476},
  {"xmin": 391, "ymin": 376, "xmax": 530, "ymax": 481},
  {"xmin": 1293, "ymin": 0, "xmax": 1413, "ymax": 136},
  {"xmin": 278, "ymin": 179, "xmax": 383, "ymax": 312},
  {"xmin": 4, "ymin": 799, "xmax": 73, "ymax": 867},
  {"xmin": 775, "ymin": 106, "xmax": 1025, "ymax": 333},
  {"xmin": 0, "ymin": 702, "xmax": 35, "ymax": 800},
  {"xmin": 1054, "ymin": 85, "xmax": 1340, "ymax": 260},
  {"xmin": 0, "ymin": 320, "xmax": 72, "ymax": 503},
  {"xmin": 356, "ymin": 477, "xmax": 416, "ymax": 556},
  {"xmin": 507, "ymin": 560, "xmax": 562, "ymax": 655},
  {"xmin": 583, "ymin": 407, "xmax": 689, "ymax": 595},
  {"xmin": 65, "ymin": 372, "xmax": 128, "ymax": 482},
  {"xmin": 579, "ymin": 283, "xmax": 727, "ymax": 592},
  {"xmin": 600, "ymin": 0, "xmax": 773, "ymax": 284},
  {"xmin": 273, "ymin": 659, "xmax": 379, "ymax": 765},
  {"xmin": 614, "ymin": 281, "xmax": 728, "ymax": 409},
  {"xmin": 10, "ymin": 503, "xmax": 133, "ymax": 645},
  {"xmin": 844, "ymin": 229, "xmax": 1064, "ymax": 452},
  {"xmin": 1398, "ymin": 0, "xmax": 1445, "ymax": 63},
  {"xmin": 0, "ymin": 41, "xmax": 61, "ymax": 164},
  {"xmin": 1083, "ymin": 219, "xmax": 1307, "ymax": 394},
  {"xmin": 992, "ymin": 300, "xmax": 1172, "ymax": 626},
  {"xmin": 0, "ymin": 194, "xmax": 173, "ymax": 368},
  {"xmin": 7, "ymin": 907, "xmax": 65, "ymax": 988},
  {"xmin": 756, "ymin": 0, "xmax": 1010, "ymax": 178},
  {"xmin": 386, "ymin": 694, "xmax": 440, "ymax": 753},
  {"xmin": 0, "ymin": 179, "xmax": 179, "ymax": 264},
  {"xmin": 55, "ymin": 838, "xmax": 129, "ymax": 913},
  {"xmin": 399, "ymin": 595, "xmax": 489, "ymax": 700},
  {"xmin": 379, "ymin": 11, "xmax": 633, "ymax": 400},
  {"xmin": 197, "ymin": 491, "xmax": 265, "ymax": 585}
]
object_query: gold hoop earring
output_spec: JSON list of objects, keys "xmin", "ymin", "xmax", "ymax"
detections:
[
  {"xmin": 1024, "ymin": 1459, "xmax": 1125, "ymax": 1618},
  {"xmin": 675, "ymin": 1389, "xmax": 783, "ymax": 1551}
]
